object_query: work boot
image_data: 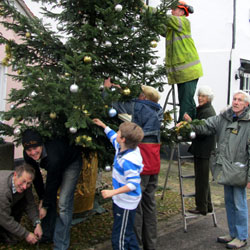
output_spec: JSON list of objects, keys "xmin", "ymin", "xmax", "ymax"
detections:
[
  {"xmin": 226, "ymin": 238, "xmax": 247, "ymax": 249},
  {"xmin": 217, "ymin": 235, "xmax": 233, "ymax": 243}
]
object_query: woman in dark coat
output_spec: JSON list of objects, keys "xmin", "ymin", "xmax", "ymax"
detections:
[{"xmin": 184, "ymin": 85, "xmax": 216, "ymax": 215}]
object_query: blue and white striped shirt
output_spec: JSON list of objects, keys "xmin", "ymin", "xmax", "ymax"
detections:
[{"xmin": 104, "ymin": 127, "xmax": 143, "ymax": 210}]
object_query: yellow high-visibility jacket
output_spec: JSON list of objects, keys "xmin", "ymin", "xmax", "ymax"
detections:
[{"xmin": 161, "ymin": 15, "xmax": 203, "ymax": 84}]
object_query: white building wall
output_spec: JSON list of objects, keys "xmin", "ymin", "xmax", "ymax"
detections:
[{"xmin": 149, "ymin": 0, "xmax": 250, "ymax": 115}]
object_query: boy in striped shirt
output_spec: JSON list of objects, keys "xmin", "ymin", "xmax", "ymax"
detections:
[{"xmin": 93, "ymin": 118, "xmax": 144, "ymax": 250}]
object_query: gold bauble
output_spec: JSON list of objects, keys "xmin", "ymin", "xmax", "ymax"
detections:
[
  {"xmin": 49, "ymin": 112, "xmax": 57, "ymax": 119},
  {"xmin": 64, "ymin": 72, "xmax": 70, "ymax": 77},
  {"xmin": 83, "ymin": 56, "xmax": 92, "ymax": 63},
  {"xmin": 123, "ymin": 88, "xmax": 131, "ymax": 96},
  {"xmin": 17, "ymin": 70, "xmax": 22, "ymax": 75},
  {"xmin": 25, "ymin": 32, "xmax": 31, "ymax": 38},
  {"xmin": 150, "ymin": 40, "xmax": 157, "ymax": 48}
]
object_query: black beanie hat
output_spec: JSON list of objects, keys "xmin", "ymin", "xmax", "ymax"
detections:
[{"xmin": 22, "ymin": 129, "xmax": 43, "ymax": 150}]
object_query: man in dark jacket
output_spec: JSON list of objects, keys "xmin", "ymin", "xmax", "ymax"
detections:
[
  {"xmin": 183, "ymin": 86, "xmax": 216, "ymax": 215},
  {"xmin": 0, "ymin": 164, "xmax": 42, "ymax": 245},
  {"xmin": 22, "ymin": 129, "xmax": 82, "ymax": 250},
  {"xmin": 104, "ymin": 78, "xmax": 163, "ymax": 250}
]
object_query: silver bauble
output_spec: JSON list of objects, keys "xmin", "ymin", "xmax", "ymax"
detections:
[
  {"xmin": 104, "ymin": 41, "xmax": 112, "ymax": 48},
  {"xmin": 30, "ymin": 91, "xmax": 37, "ymax": 97},
  {"xmin": 14, "ymin": 128, "xmax": 21, "ymax": 135},
  {"xmin": 189, "ymin": 131, "xmax": 196, "ymax": 139},
  {"xmin": 177, "ymin": 135, "xmax": 183, "ymax": 141},
  {"xmin": 158, "ymin": 86, "xmax": 164, "ymax": 92},
  {"xmin": 10, "ymin": 104, "xmax": 15, "ymax": 109},
  {"xmin": 150, "ymin": 59, "xmax": 157, "ymax": 65},
  {"xmin": 108, "ymin": 108, "xmax": 117, "ymax": 117},
  {"xmin": 105, "ymin": 165, "xmax": 112, "ymax": 172},
  {"xmin": 110, "ymin": 87, "xmax": 116, "ymax": 92},
  {"xmin": 115, "ymin": 4, "xmax": 123, "ymax": 12},
  {"xmin": 69, "ymin": 127, "xmax": 77, "ymax": 134},
  {"xmin": 70, "ymin": 84, "xmax": 79, "ymax": 93}
]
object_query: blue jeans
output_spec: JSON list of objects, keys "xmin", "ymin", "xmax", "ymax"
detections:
[
  {"xmin": 224, "ymin": 185, "xmax": 248, "ymax": 240},
  {"xmin": 112, "ymin": 203, "xmax": 139, "ymax": 250},
  {"xmin": 48, "ymin": 159, "xmax": 82, "ymax": 250}
]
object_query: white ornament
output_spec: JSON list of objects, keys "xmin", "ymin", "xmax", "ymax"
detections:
[
  {"xmin": 69, "ymin": 127, "xmax": 77, "ymax": 134},
  {"xmin": 108, "ymin": 108, "xmax": 117, "ymax": 117},
  {"xmin": 150, "ymin": 59, "xmax": 157, "ymax": 65},
  {"xmin": 105, "ymin": 165, "xmax": 112, "ymax": 172},
  {"xmin": 10, "ymin": 104, "xmax": 15, "ymax": 109},
  {"xmin": 104, "ymin": 41, "xmax": 112, "ymax": 48},
  {"xmin": 189, "ymin": 131, "xmax": 196, "ymax": 139},
  {"xmin": 30, "ymin": 91, "xmax": 37, "ymax": 97},
  {"xmin": 177, "ymin": 135, "xmax": 183, "ymax": 141},
  {"xmin": 70, "ymin": 83, "xmax": 79, "ymax": 93},
  {"xmin": 115, "ymin": 4, "xmax": 123, "ymax": 12},
  {"xmin": 14, "ymin": 128, "xmax": 21, "ymax": 135}
]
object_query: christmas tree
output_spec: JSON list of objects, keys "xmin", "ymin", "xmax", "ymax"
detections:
[{"xmin": 0, "ymin": 0, "xmax": 177, "ymax": 167}]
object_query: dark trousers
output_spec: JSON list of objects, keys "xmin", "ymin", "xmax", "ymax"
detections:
[
  {"xmin": 177, "ymin": 79, "xmax": 198, "ymax": 122},
  {"xmin": 111, "ymin": 203, "xmax": 139, "ymax": 250},
  {"xmin": 194, "ymin": 157, "xmax": 212, "ymax": 213},
  {"xmin": 134, "ymin": 174, "xmax": 158, "ymax": 250}
]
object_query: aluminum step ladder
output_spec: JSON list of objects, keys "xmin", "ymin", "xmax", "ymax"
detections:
[{"xmin": 161, "ymin": 85, "xmax": 217, "ymax": 232}]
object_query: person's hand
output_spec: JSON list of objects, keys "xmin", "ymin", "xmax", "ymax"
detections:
[
  {"xmin": 247, "ymin": 182, "xmax": 250, "ymax": 189},
  {"xmin": 39, "ymin": 207, "xmax": 47, "ymax": 219},
  {"xmin": 101, "ymin": 189, "xmax": 115, "ymax": 199},
  {"xmin": 183, "ymin": 113, "xmax": 192, "ymax": 122},
  {"xmin": 92, "ymin": 118, "xmax": 107, "ymax": 129},
  {"xmin": 25, "ymin": 232, "xmax": 38, "ymax": 244},
  {"xmin": 34, "ymin": 224, "xmax": 43, "ymax": 240},
  {"xmin": 104, "ymin": 77, "xmax": 121, "ymax": 89}
]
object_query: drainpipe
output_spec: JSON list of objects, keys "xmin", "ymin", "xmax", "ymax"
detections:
[{"xmin": 227, "ymin": 0, "xmax": 236, "ymax": 105}]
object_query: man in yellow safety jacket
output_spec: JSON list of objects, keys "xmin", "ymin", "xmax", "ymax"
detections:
[{"xmin": 160, "ymin": 1, "xmax": 203, "ymax": 121}]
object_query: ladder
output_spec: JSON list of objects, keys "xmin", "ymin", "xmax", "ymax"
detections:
[{"xmin": 161, "ymin": 85, "xmax": 217, "ymax": 232}]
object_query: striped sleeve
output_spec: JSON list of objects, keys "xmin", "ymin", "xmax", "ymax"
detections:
[{"xmin": 104, "ymin": 127, "xmax": 119, "ymax": 150}]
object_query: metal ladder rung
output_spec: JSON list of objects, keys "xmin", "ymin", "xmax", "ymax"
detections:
[
  {"xmin": 182, "ymin": 193, "xmax": 195, "ymax": 198},
  {"xmin": 181, "ymin": 175, "xmax": 195, "ymax": 179},
  {"xmin": 179, "ymin": 155, "xmax": 193, "ymax": 160}
]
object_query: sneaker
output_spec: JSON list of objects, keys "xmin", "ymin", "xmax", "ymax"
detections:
[
  {"xmin": 226, "ymin": 238, "xmax": 247, "ymax": 249},
  {"xmin": 217, "ymin": 235, "xmax": 234, "ymax": 243}
]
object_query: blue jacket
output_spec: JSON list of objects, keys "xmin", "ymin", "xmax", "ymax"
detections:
[{"xmin": 113, "ymin": 99, "xmax": 163, "ymax": 143}]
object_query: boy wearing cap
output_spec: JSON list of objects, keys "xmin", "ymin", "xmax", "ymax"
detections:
[
  {"xmin": 104, "ymin": 78, "xmax": 163, "ymax": 250},
  {"xmin": 22, "ymin": 129, "xmax": 82, "ymax": 250},
  {"xmin": 93, "ymin": 118, "xmax": 144, "ymax": 250}
]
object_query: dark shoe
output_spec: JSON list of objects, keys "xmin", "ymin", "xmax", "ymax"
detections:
[
  {"xmin": 226, "ymin": 238, "xmax": 247, "ymax": 249},
  {"xmin": 188, "ymin": 209, "xmax": 202, "ymax": 215},
  {"xmin": 217, "ymin": 235, "xmax": 234, "ymax": 243}
]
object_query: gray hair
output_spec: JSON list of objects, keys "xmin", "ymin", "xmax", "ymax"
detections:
[
  {"xmin": 197, "ymin": 85, "xmax": 214, "ymax": 101},
  {"xmin": 233, "ymin": 90, "xmax": 250, "ymax": 104}
]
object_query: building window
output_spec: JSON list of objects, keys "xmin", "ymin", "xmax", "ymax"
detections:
[
  {"xmin": 0, "ymin": 64, "xmax": 7, "ymax": 112},
  {"xmin": 240, "ymin": 73, "xmax": 250, "ymax": 95}
]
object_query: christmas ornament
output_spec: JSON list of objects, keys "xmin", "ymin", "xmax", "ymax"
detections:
[
  {"xmin": 150, "ymin": 40, "xmax": 157, "ymax": 48},
  {"xmin": 177, "ymin": 135, "xmax": 183, "ymax": 141},
  {"xmin": 158, "ymin": 86, "xmax": 164, "ymax": 92},
  {"xmin": 115, "ymin": 4, "xmax": 123, "ymax": 12},
  {"xmin": 110, "ymin": 87, "xmax": 116, "ymax": 92},
  {"xmin": 123, "ymin": 88, "xmax": 131, "ymax": 96},
  {"xmin": 189, "ymin": 131, "xmax": 196, "ymax": 139},
  {"xmin": 50, "ymin": 112, "xmax": 57, "ymax": 119},
  {"xmin": 108, "ymin": 108, "xmax": 117, "ymax": 117},
  {"xmin": 17, "ymin": 69, "xmax": 22, "ymax": 75},
  {"xmin": 30, "ymin": 91, "xmax": 37, "ymax": 97},
  {"xmin": 70, "ymin": 83, "xmax": 79, "ymax": 93},
  {"xmin": 64, "ymin": 72, "xmax": 70, "ymax": 77},
  {"xmin": 84, "ymin": 56, "xmax": 92, "ymax": 63},
  {"xmin": 104, "ymin": 41, "xmax": 112, "ymax": 48},
  {"xmin": 25, "ymin": 32, "xmax": 31, "ymax": 38},
  {"xmin": 105, "ymin": 165, "xmax": 112, "ymax": 172},
  {"xmin": 10, "ymin": 104, "xmax": 15, "ymax": 109},
  {"xmin": 69, "ymin": 127, "xmax": 77, "ymax": 134},
  {"xmin": 14, "ymin": 128, "xmax": 21, "ymax": 135},
  {"xmin": 150, "ymin": 59, "xmax": 157, "ymax": 65}
]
